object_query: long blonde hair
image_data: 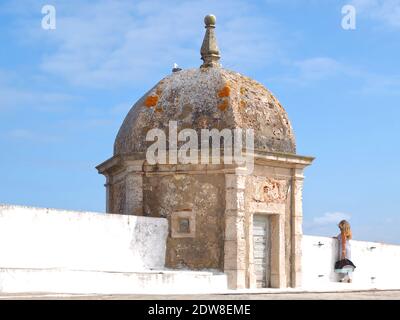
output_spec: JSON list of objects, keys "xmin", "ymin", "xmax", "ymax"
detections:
[{"xmin": 338, "ymin": 220, "xmax": 352, "ymax": 240}]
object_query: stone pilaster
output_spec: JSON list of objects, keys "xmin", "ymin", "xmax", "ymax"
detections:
[
  {"xmin": 224, "ymin": 174, "xmax": 246, "ymax": 289},
  {"xmin": 105, "ymin": 176, "xmax": 112, "ymax": 213},
  {"xmin": 247, "ymin": 213, "xmax": 255, "ymax": 288},
  {"xmin": 291, "ymin": 168, "xmax": 304, "ymax": 287},
  {"xmin": 270, "ymin": 214, "xmax": 287, "ymax": 288},
  {"xmin": 124, "ymin": 161, "xmax": 145, "ymax": 215}
]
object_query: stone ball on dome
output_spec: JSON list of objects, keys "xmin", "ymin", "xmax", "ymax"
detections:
[{"xmin": 204, "ymin": 14, "xmax": 216, "ymax": 26}]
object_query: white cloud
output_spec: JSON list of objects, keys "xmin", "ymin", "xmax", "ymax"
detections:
[
  {"xmin": 6, "ymin": 0, "xmax": 286, "ymax": 88},
  {"xmin": 312, "ymin": 212, "xmax": 351, "ymax": 226},
  {"xmin": 269, "ymin": 56, "xmax": 400, "ymax": 94},
  {"xmin": 294, "ymin": 57, "xmax": 342, "ymax": 81},
  {"xmin": 4, "ymin": 129, "xmax": 61, "ymax": 143},
  {"xmin": 303, "ymin": 212, "xmax": 352, "ymax": 238},
  {"xmin": 0, "ymin": 84, "xmax": 74, "ymax": 113},
  {"xmin": 356, "ymin": 73, "xmax": 400, "ymax": 95},
  {"xmin": 351, "ymin": 0, "xmax": 400, "ymax": 28},
  {"xmin": 268, "ymin": 56, "xmax": 345, "ymax": 86}
]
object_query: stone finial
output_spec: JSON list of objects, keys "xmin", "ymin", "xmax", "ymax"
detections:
[{"xmin": 200, "ymin": 14, "xmax": 221, "ymax": 68}]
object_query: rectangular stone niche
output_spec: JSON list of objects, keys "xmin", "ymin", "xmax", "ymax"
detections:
[{"xmin": 171, "ymin": 211, "xmax": 196, "ymax": 238}]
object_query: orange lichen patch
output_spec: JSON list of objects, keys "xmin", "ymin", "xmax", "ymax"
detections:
[
  {"xmin": 240, "ymin": 100, "xmax": 246, "ymax": 108},
  {"xmin": 218, "ymin": 100, "xmax": 229, "ymax": 111},
  {"xmin": 240, "ymin": 87, "xmax": 246, "ymax": 95},
  {"xmin": 144, "ymin": 95, "xmax": 159, "ymax": 107},
  {"xmin": 218, "ymin": 85, "xmax": 230, "ymax": 98}
]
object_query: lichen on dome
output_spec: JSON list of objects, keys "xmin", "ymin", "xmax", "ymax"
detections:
[
  {"xmin": 113, "ymin": 14, "xmax": 296, "ymax": 156},
  {"xmin": 113, "ymin": 67, "xmax": 296, "ymax": 156}
]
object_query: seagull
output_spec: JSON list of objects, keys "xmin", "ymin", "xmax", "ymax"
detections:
[{"xmin": 172, "ymin": 63, "xmax": 182, "ymax": 73}]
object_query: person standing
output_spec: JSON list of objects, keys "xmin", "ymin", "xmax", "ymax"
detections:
[{"xmin": 334, "ymin": 220, "xmax": 356, "ymax": 283}]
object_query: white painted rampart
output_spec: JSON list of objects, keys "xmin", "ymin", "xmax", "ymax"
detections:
[
  {"xmin": 0, "ymin": 205, "xmax": 227, "ymax": 294},
  {"xmin": 0, "ymin": 204, "xmax": 168, "ymax": 272},
  {"xmin": 1, "ymin": 205, "xmax": 398, "ymax": 293},
  {"xmin": 302, "ymin": 235, "xmax": 400, "ymax": 288}
]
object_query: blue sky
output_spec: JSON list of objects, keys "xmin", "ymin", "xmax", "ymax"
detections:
[{"xmin": 0, "ymin": 0, "xmax": 399, "ymax": 243}]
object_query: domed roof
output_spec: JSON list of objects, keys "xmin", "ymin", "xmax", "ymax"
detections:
[{"xmin": 114, "ymin": 15, "xmax": 296, "ymax": 156}]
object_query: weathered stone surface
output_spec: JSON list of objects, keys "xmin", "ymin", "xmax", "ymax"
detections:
[
  {"xmin": 225, "ymin": 189, "xmax": 245, "ymax": 211},
  {"xmin": 224, "ymin": 238, "xmax": 247, "ymax": 269},
  {"xmin": 110, "ymin": 180, "xmax": 126, "ymax": 214},
  {"xmin": 114, "ymin": 67, "xmax": 296, "ymax": 156},
  {"xmin": 225, "ymin": 174, "xmax": 246, "ymax": 190},
  {"xmin": 224, "ymin": 269, "xmax": 246, "ymax": 289},
  {"xmin": 247, "ymin": 176, "xmax": 289, "ymax": 204},
  {"xmin": 143, "ymin": 173, "xmax": 225, "ymax": 270},
  {"xmin": 224, "ymin": 216, "xmax": 246, "ymax": 241},
  {"xmin": 125, "ymin": 174, "xmax": 143, "ymax": 215}
]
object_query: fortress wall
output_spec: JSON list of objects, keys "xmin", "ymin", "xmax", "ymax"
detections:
[
  {"xmin": 0, "ymin": 205, "xmax": 168, "ymax": 272},
  {"xmin": 2, "ymin": 204, "xmax": 399, "ymax": 291},
  {"xmin": 302, "ymin": 235, "xmax": 400, "ymax": 288}
]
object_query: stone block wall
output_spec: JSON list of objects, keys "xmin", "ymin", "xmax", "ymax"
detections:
[{"xmin": 143, "ymin": 171, "xmax": 226, "ymax": 270}]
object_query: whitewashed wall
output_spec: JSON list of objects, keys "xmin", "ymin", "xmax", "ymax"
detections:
[
  {"xmin": 0, "ymin": 205, "xmax": 168, "ymax": 272},
  {"xmin": 302, "ymin": 235, "xmax": 400, "ymax": 288},
  {"xmin": 2, "ymin": 204, "xmax": 400, "ymax": 292}
]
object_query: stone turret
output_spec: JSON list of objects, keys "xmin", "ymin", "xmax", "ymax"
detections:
[{"xmin": 97, "ymin": 15, "xmax": 314, "ymax": 290}]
